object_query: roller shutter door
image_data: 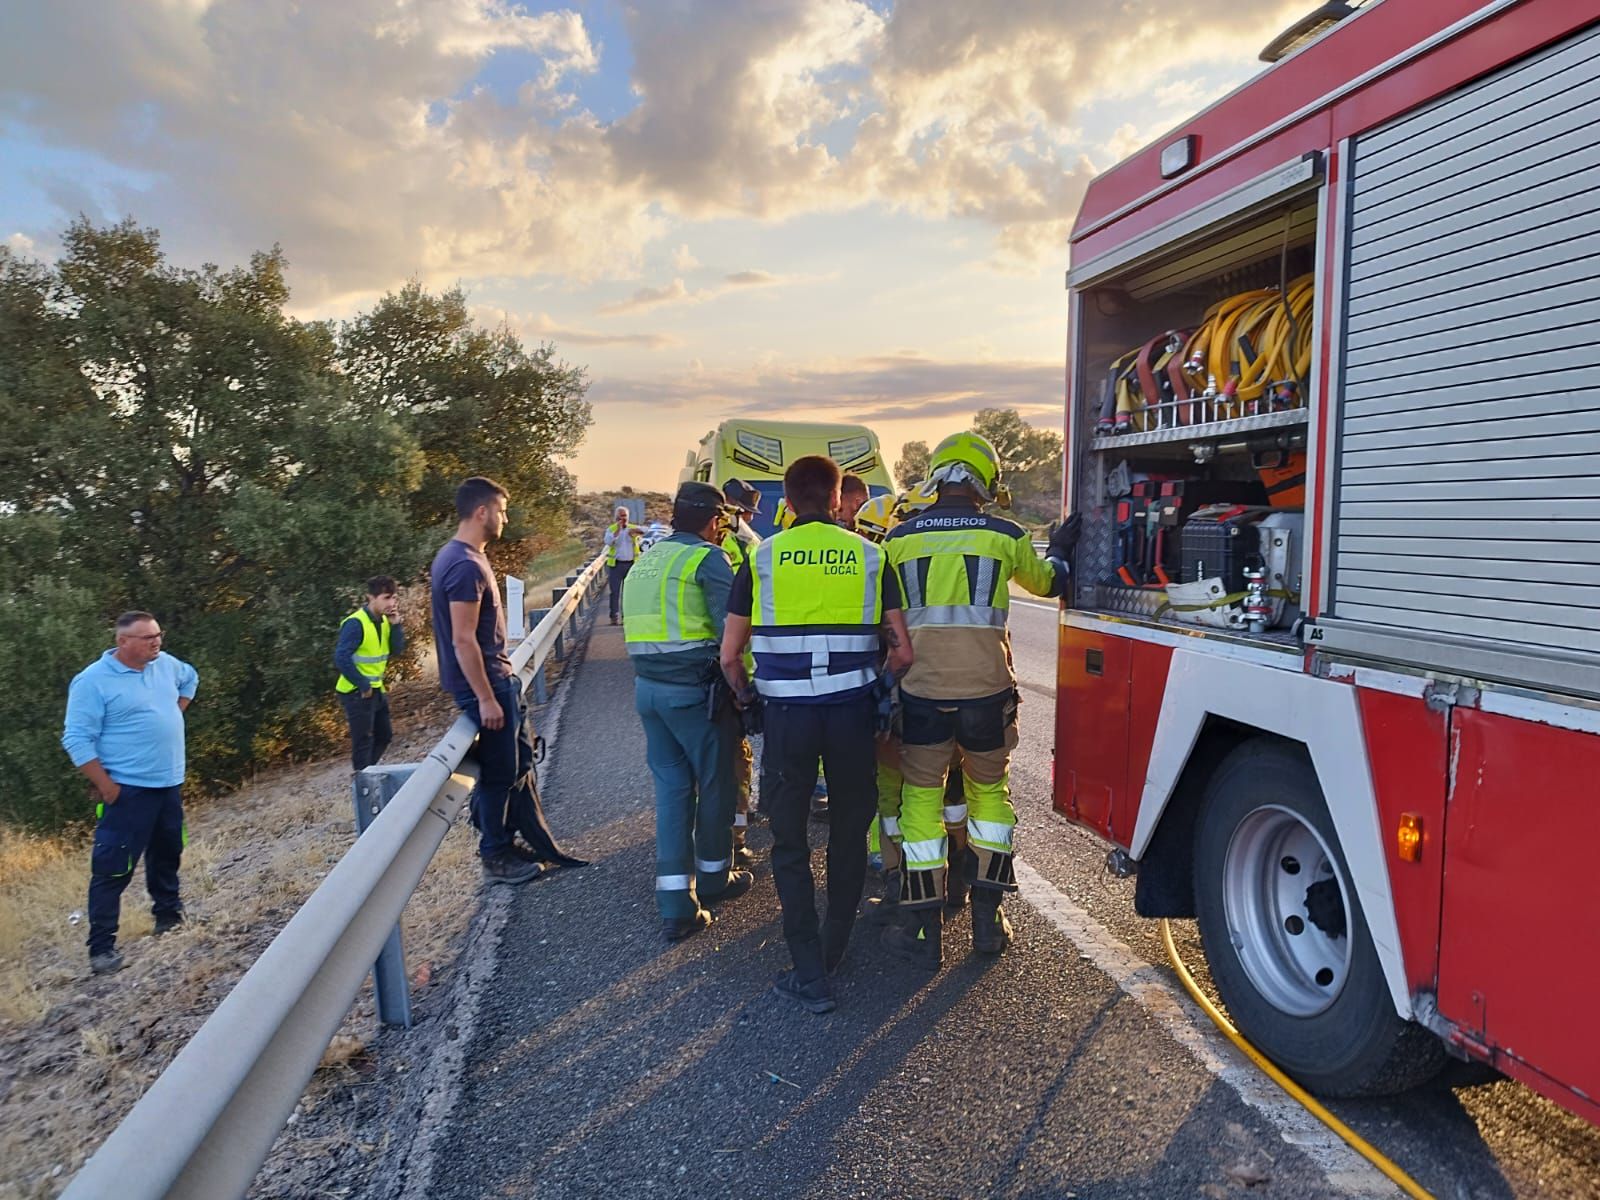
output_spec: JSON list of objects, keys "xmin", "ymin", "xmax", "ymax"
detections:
[{"xmin": 1329, "ymin": 22, "xmax": 1600, "ymax": 685}]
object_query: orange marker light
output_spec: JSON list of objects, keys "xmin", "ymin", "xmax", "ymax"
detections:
[{"xmin": 1396, "ymin": 813, "xmax": 1423, "ymax": 863}]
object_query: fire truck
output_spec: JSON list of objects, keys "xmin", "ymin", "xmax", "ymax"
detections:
[{"xmin": 1052, "ymin": 0, "xmax": 1600, "ymax": 1123}]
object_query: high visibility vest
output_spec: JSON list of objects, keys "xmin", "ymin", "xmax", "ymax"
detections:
[
  {"xmin": 722, "ymin": 524, "xmax": 759, "ymax": 575},
  {"xmin": 622, "ymin": 540, "xmax": 719, "ymax": 656},
  {"xmin": 335, "ymin": 608, "xmax": 392, "ymax": 693},
  {"xmin": 749, "ymin": 520, "xmax": 884, "ymax": 702},
  {"xmin": 882, "ymin": 504, "xmax": 1057, "ymax": 631},
  {"xmin": 607, "ymin": 522, "xmax": 642, "ymax": 566}
]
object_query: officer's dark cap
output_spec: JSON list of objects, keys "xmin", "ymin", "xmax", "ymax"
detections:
[
  {"xmin": 722, "ymin": 477, "xmax": 761, "ymax": 514},
  {"xmin": 674, "ymin": 481, "xmax": 725, "ymax": 510}
]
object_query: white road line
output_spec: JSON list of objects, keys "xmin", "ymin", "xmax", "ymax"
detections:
[{"xmin": 1013, "ymin": 859, "xmax": 1400, "ymax": 1199}]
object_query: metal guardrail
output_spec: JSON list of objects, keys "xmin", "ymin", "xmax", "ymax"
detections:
[{"xmin": 63, "ymin": 552, "xmax": 609, "ymax": 1200}]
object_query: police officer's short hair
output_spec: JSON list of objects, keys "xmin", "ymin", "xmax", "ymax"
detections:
[
  {"xmin": 784, "ymin": 455, "xmax": 840, "ymax": 517},
  {"xmin": 367, "ymin": 576, "xmax": 397, "ymax": 596},
  {"xmin": 455, "ymin": 476, "xmax": 509, "ymax": 519}
]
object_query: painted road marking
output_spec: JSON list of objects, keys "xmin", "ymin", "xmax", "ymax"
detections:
[{"xmin": 1013, "ymin": 859, "xmax": 1399, "ymax": 1198}]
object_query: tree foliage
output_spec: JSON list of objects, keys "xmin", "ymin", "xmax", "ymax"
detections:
[
  {"xmin": 893, "ymin": 440, "xmax": 929, "ymax": 490},
  {"xmin": 0, "ymin": 220, "xmax": 589, "ymax": 830},
  {"xmin": 972, "ymin": 408, "xmax": 1063, "ymax": 524}
]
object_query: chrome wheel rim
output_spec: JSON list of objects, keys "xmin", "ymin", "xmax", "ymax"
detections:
[{"xmin": 1222, "ymin": 804, "xmax": 1352, "ymax": 1017}]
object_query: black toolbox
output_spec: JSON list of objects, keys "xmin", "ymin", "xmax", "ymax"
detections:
[{"xmin": 1179, "ymin": 506, "xmax": 1268, "ymax": 593}]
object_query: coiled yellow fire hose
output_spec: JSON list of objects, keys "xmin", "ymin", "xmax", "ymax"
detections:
[{"xmin": 1159, "ymin": 919, "xmax": 1434, "ymax": 1199}]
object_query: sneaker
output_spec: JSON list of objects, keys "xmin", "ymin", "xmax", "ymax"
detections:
[
  {"xmin": 773, "ymin": 969, "xmax": 837, "ymax": 1014},
  {"xmin": 609, "ymin": 615, "xmax": 619, "ymax": 625},
  {"xmin": 703, "ymin": 869, "xmax": 753, "ymax": 906},
  {"xmin": 89, "ymin": 950, "xmax": 124, "ymax": 976},
  {"xmin": 482, "ymin": 852, "xmax": 544, "ymax": 886},
  {"xmin": 663, "ymin": 910, "xmax": 712, "ymax": 942},
  {"xmin": 153, "ymin": 912, "xmax": 185, "ymax": 936},
  {"xmin": 732, "ymin": 844, "xmax": 756, "ymax": 870}
]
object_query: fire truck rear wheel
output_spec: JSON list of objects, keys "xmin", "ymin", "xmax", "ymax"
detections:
[{"xmin": 1193, "ymin": 739, "xmax": 1445, "ymax": 1097}]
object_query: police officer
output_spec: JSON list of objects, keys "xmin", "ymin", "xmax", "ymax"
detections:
[
  {"xmin": 721, "ymin": 455, "xmax": 913, "ymax": 1013},
  {"xmin": 720, "ymin": 478, "xmax": 763, "ymax": 868},
  {"xmin": 881, "ymin": 432, "xmax": 1079, "ymax": 966},
  {"xmin": 624, "ymin": 482, "xmax": 755, "ymax": 941}
]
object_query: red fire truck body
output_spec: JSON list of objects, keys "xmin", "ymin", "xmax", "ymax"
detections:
[{"xmin": 1054, "ymin": 0, "xmax": 1600, "ymax": 1120}]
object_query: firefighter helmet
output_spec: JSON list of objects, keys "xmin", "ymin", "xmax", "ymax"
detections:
[
  {"xmin": 895, "ymin": 479, "xmax": 940, "ymax": 519},
  {"xmin": 928, "ymin": 431, "xmax": 1002, "ymax": 501},
  {"xmin": 854, "ymin": 493, "xmax": 896, "ymax": 542}
]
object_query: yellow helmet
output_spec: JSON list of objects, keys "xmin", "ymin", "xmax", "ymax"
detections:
[
  {"xmin": 928, "ymin": 431, "xmax": 1002, "ymax": 501},
  {"xmin": 854, "ymin": 494, "xmax": 897, "ymax": 542},
  {"xmin": 773, "ymin": 497, "xmax": 797, "ymax": 530},
  {"xmin": 894, "ymin": 479, "xmax": 939, "ymax": 520}
]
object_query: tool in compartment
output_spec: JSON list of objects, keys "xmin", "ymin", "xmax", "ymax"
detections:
[{"xmin": 1243, "ymin": 562, "xmax": 1272, "ymax": 634}]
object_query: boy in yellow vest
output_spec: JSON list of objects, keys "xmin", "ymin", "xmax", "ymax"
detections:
[{"xmin": 334, "ymin": 575, "xmax": 405, "ymax": 771}]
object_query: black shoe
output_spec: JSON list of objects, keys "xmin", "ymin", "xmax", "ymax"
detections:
[
  {"xmin": 89, "ymin": 949, "xmax": 124, "ymax": 976},
  {"xmin": 971, "ymin": 890, "xmax": 1014, "ymax": 955},
  {"xmin": 773, "ymin": 969, "xmax": 837, "ymax": 1014},
  {"xmin": 732, "ymin": 844, "xmax": 756, "ymax": 870},
  {"xmin": 153, "ymin": 912, "xmax": 185, "ymax": 936},
  {"xmin": 663, "ymin": 910, "xmax": 712, "ymax": 942},
  {"xmin": 882, "ymin": 908, "xmax": 943, "ymax": 971},
  {"xmin": 703, "ymin": 869, "xmax": 753, "ymax": 905},
  {"xmin": 809, "ymin": 796, "xmax": 829, "ymax": 820},
  {"xmin": 482, "ymin": 852, "xmax": 544, "ymax": 886},
  {"xmin": 609, "ymin": 615, "xmax": 619, "ymax": 625},
  {"xmin": 547, "ymin": 853, "xmax": 591, "ymax": 868}
]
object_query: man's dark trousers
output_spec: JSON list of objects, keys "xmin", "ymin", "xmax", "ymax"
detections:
[
  {"xmin": 461, "ymin": 678, "xmax": 567, "ymax": 861},
  {"xmin": 88, "ymin": 784, "xmax": 184, "ymax": 956},
  {"xmin": 339, "ymin": 688, "xmax": 393, "ymax": 771},
  {"xmin": 762, "ymin": 693, "xmax": 877, "ymax": 982},
  {"xmin": 608, "ymin": 560, "xmax": 633, "ymax": 620}
]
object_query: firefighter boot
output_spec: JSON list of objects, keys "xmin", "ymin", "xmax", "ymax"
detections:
[
  {"xmin": 866, "ymin": 868, "xmax": 901, "ymax": 924},
  {"xmin": 882, "ymin": 906, "xmax": 942, "ymax": 971},
  {"xmin": 945, "ymin": 837, "xmax": 971, "ymax": 911},
  {"xmin": 970, "ymin": 888, "xmax": 1013, "ymax": 956}
]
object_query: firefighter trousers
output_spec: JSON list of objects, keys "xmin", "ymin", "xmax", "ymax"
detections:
[{"xmin": 897, "ymin": 690, "xmax": 1019, "ymax": 908}]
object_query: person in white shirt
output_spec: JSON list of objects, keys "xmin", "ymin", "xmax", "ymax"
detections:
[{"xmin": 604, "ymin": 505, "xmax": 645, "ymax": 625}]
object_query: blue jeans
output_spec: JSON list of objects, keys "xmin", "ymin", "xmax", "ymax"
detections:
[
  {"xmin": 461, "ymin": 679, "xmax": 565, "ymax": 861},
  {"xmin": 88, "ymin": 784, "xmax": 185, "ymax": 956},
  {"xmin": 634, "ymin": 676, "xmax": 740, "ymax": 919}
]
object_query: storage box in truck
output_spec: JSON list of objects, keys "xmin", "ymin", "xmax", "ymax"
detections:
[{"xmin": 1052, "ymin": 0, "xmax": 1600, "ymax": 1124}]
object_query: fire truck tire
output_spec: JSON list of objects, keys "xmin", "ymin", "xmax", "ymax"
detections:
[{"xmin": 1193, "ymin": 740, "xmax": 1446, "ymax": 1097}]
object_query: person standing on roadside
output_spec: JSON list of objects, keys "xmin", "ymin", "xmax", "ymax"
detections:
[
  {"xmin": 624, "ymin": 482, "xmax": 756, "ymax": 941},
  {"xmin": 431, "ymin": 476, "xmax": 587, "ymax": 887},
  {"xmin": 604, "ymin": 505, "xmax": 644, "ymax": 626},
  {"xmin": 721, "ymin": 455, "xmax": 913, "ymax": 1013},
  {"xmin": 334, "ymin": 576, "xmax": 405, "ymax": 772},
  {"xmin": 720, "ymin": 477, "xmax": 763, "ymax": 866},
  {"xmin": 62, "ymin": 611, "xmax": 199, "ymax": 976}
]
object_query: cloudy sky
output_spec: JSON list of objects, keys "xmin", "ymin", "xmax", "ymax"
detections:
[{"xmin": 1, "ymin": 0, "xmax": 1303, "ymax": 491}]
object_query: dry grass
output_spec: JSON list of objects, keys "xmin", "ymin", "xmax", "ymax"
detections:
[{"xmin": 0, "ymin": 672, "xmax": 490, "ymax": 1200}]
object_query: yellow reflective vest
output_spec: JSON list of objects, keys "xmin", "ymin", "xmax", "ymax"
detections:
[
  {"xmin": 749, "ymin": 518, "xmax": 884, "ymax": 702},
  {"xmin": 622, "ymin": 540, "xmax": 719, "ymax": 655},
  {"xmin": 335, "ymin": 608, "xmax": 392, "ymax": 694}
]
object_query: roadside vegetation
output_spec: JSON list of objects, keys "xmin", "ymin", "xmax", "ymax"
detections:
[{"xmin": 894, "ymin": 407, "xmax": 1064, "ymax": 528}]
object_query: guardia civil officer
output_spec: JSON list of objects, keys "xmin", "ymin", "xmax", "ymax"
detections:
[
  {"xmin": 721, "ymin": 455, "xmax": 912, "ymax": 1013},
  {"xmin": 624, "ymin": 481, "xmax": 755, "ymax": 941},
  {"xmin": 720, "ymin": 477, "xmax": 764, "ymax": 867},
  {"xmin": 880, "ymin": 432, "xmax": 1079, "ymax": 967}
]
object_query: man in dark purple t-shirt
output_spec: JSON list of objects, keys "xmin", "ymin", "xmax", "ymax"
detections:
[{"xmin": 430, "ymin": 476, "xmax": 587, "ymax": 885}]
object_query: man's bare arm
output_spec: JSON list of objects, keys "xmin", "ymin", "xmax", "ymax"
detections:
[
  {"xmin": 76, "ymin": 759, "xmax": 120, "ymax": 805},
  {"xmin": 720, "ymin": 614, "xmax": 752, "ymax": 694},
  {"xmin": 449, "ymin": 599, "xmax": 505, "ymax": 730}
]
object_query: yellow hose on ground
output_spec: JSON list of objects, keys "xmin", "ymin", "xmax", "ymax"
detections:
[{"xmin": 1158, "ymin": 919, "xmax": 1434, "ymax": 1200}]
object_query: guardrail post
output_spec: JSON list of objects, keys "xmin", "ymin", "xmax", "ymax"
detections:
[
  {"xmin": 552, "ymin": 586, "xmax": 568, "ymax": 606},
  {"xmin": 352, "ymin": 765, "xmax": 417, "ymax": 1029},
  {"xmin": 527, "ymin": 608, "xmax": 551, "ymax": 702}
]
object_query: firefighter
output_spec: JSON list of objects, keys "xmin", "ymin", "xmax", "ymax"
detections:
[
  {"xmin": 623, "ymin": 481, "xmax": 755, "ymax": 942},
  {"xmin": 720, "ymin": 455, "xmax": 913, "ymax": 1013},
  {"xmin": 880, "ymin": 433, "xmax": 1079, "ymax": 966},
  {"xmin": 721, "ymin": 477, "xmax": 763, "ymax": 868}
]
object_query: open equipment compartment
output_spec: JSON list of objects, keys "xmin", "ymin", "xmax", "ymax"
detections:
[{"xmin": 1068, "ymin": 185, "xmax": 1320, "ymax": 651}]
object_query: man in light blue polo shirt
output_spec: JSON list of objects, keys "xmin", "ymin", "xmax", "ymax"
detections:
[{"xmin": 62, "ymin": 610, "xmax": 199, "ymax": 975}]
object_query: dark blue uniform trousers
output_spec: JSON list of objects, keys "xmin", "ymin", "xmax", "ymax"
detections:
[{"xmin": 88, "ymin": 784, "xmax": 185, "ymax": 956}]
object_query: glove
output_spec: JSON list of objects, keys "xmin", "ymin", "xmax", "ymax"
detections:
[{"xmin": 1046, "ymin": 513, "xmax": 1082, "ymax": 561}]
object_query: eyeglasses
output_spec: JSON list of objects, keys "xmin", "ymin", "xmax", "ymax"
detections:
[{"xmin": 125, "ymin": 632, "xmax": 164, "ymax": 642}]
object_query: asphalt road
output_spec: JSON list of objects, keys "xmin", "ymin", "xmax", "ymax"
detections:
[{"xmin": 418, "ymin": 604, "xmax": 1600, "ymax": 1200}]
